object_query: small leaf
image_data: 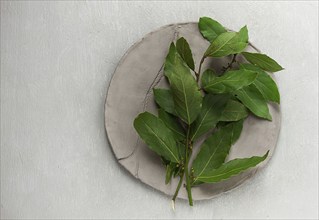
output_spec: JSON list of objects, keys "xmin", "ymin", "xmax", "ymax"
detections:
[
  {"xmin": 234, "ymin": 85, "xmax": 272, "ymax": 120},
  {"xmin": 158, "ymin": 109, "xmax": 185, "ymax": 141},
  {"xmin": 220, "ymin": 99, "xmax": 249, "ymax": 121},
  {"xmin": 165, "ymin": 162, "xmax": 177, "ymax": 184},
  {"xmin": 153, "ymin": 88, "xmax": 175, "ymax": 115},
  {"xmin": 195, "ymin": 151, "xmax": 269, "ymax": 183},
  {"xmin": 240, "ymin": 63, "xmax": 280, "ymax": 103},
  {"xmin": 238, "ymin": 25, "xmax": 248, "ymax": 43},
  {"xmin": 161, "ymin": 157, "xmax": 179, "ymax": 184},
  {"xmin": 164, "ymin": 43, "xmax": 203, "ymax": 124},
  {"xmin": 190, "ymin": 94, "xmax": 229, "ymax": 141},
  {"xmin": 134, "ymin": 112, "xmax": 180, "ymax": 162},
  {"xmin": 242, "ymin": 52, "xmax": 283, "ymax": 72},
  {"xmin": 192, "ymin": 120, "xmax": 244, "ymax": 183},
  {"xmin": 176, "ymin": 37, "xmax": 195, "ymax": 70},
  {"xmin": 204, "ymin": 26, "xmax": 249, "ymax": 57},
  {"xmin": 198, "ymin": 17, "xmax": 227, "ymax": 42},
  {"xmin": 202, "ymin": 69, "xmax": 257, "ymax": 94}
]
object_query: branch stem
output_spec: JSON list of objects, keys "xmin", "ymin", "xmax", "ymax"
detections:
[
  {"xmin": 222, "ymin": 54, "xmax": 237, "ymax": 73},
  {"xmin": 196, "ymin": 56, "xmax": 206, "ymax": 83},
  {"xmin": 184, "ymin": 126, "xmax": 193, "ymax": 206},
  {"xmin": 172, "ymin": 173, "xmax": 184, "ymax": 204}
]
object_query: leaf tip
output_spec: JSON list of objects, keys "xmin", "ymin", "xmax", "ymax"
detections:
[
  {"xmin": 239, "ymin": 25, "xmax": 248, "ymax": 33},
  {"xmin": 168, "ymin": 42, "xmax": 176, "ymax": 51},
  {"xmin": 263, "ymin": 150, "xmax": 270, "ymax": 160},
  {"xmin": 273, "ymin": 65, "xmax": 284, "ymax": 72},
  {"xmin": 266, "ymin": 114, "xmax": 272, "ymax": 121},
  {"xmin": 177, "ymin": 36, "xmax": 186, "ymax": 42},
  {"xmin": 199, "ymin": 16, "xmax": 208, "ymax": 22}
]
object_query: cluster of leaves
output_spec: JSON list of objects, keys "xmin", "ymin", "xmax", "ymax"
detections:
[{"xmin": 134, "ymin": 17, "xmax": 283, "ymax": 207}]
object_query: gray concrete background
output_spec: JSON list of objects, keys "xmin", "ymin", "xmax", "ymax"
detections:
[{"xmin": 1, "ymin": 1, "xmax": 318, "ymax": 219}]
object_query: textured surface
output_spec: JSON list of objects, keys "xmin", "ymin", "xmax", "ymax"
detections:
[
  {"xmin": 1, "ymin": 1, "xmax": 318, "ymax": 219},
  {"xmin": 105, "ymin": 22, "xmax": 281, "ymax": 200}
]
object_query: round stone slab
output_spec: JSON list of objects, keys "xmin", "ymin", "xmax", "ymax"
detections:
[{"xmin": 104, "ymin": 22, "xmax": 281, "ymax": 200}]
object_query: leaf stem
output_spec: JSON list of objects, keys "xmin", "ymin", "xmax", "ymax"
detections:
[
  {"xmin": 222, "ymin": 54, "xmax": 237, "ymax": 73},
  {"xmin": 184, "ymin": 126, "xmax": 193, "ymax": 206},
  {"xmin": 196, "ymin": 56, "xmax": 206, "ymax": 83}
]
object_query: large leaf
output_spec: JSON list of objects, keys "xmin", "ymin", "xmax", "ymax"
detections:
[
  {"xmin": 204, "ymin": 26, "xmax": 248, "ymax": 57},
  {"xmin": 191, "ymin": 120, "xmax": 243, "ymax": 183},
  {"xmin": 176, "ymin": 37, "xmax": 195, "ymax": 70},
  {"xmin": 164, "ymin": 43, "xmax": 202, "ymax": 124},
  {"xmin": 220, "ymin": 99, "xmax": 249, "ymax": 121},
  {"xmin": 202, "ymin": 69, "xmax": 257, "ymax": 94},
  {"xmin": 240, "ymin": 63, "xmax": 280, "ymax": 103},
  {"xmin": 234, "ymin": 84, "xmax": 272, "ymax": 120},
  {"xmin": 158, "ymin": 108, "xmax": 185, "ymax": 141},
  {"xmin": 190, "ymin": 94, "xmax": 229, "ymax": 141},
  {"xmin": 134, "ymin": 112, "xmax": 180, "ymax": 163},
  {"xmin": 195, "ymin": 151, "xmax": 269, "ymax": 183},
  {"xmin": 153, "ymin": 88, "xmax": 175, "ymax": 115},
  {"xmin": 242, "ymin": 52, "xmax": 283, "ymax": 72},
  {"xmin": 198, "ymin": 17, "xmax": 227, "ymax": 42}
]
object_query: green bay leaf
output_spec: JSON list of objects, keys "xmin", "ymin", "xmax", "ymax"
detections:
[
  {"xmin": 190, "ymin": 94, "xmax": 229, "ymax": 141},
  {"xmin": 164, "ymin": 43, "xmax": 202, "ymax": 125},
  {"xmin": 204, "ymin": 26, "xmax": 248, "ymax": 57},
  {"xmin": 201, "ymin": 69, "xmax": 217, "ymax": 87},
  {"xmin": 203, "ymin": 69, "xmax": 257, "ymax": 94},
  {"xmin": 220, "ymin": 99, "xmax": 249, "ymax": 121},
  {"xmin": 196, "ymin": 151, "xmax": 269, "ymax": 183},
  {"xmin": 134, "ymin": 112, "xmax": 180, "ymax": 163},
  {"xmin": 234, "ymin": 84, "xmax": 272, "ymax": 120},
  {"xmin": 191, "ymin": 120, "xmax": 243, "ymax": 184},
  {"xmin": 158, "ymin": 108, "xmax": 185, "ymax": 141},
  {"xmin": 153, "ymin": 88, "xmax": 175, "ymax": 115},
  {"xmin": 240, "ymin": 63, "xmax": 280, "ymax": 103},
  {"xmin": 198, "ymin": 17, "xmax": 227, "ymax": 42},
  {"xmin": 242, "ymin": 52, "xmax": 283, "ymax": 72},
  {"xmin": 176, "ymin": 37, "xmax": 195, "ymax": 70}
]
